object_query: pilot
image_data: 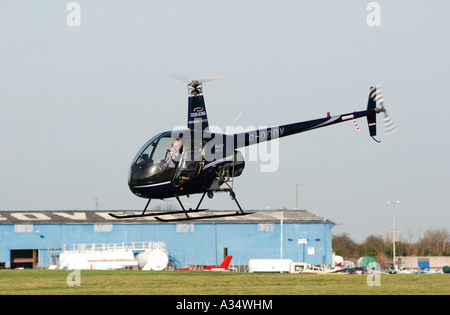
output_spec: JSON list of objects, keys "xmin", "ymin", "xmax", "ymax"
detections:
[{"xmin": 163, "ymin": 138, "xmax": 182, "ymax": 168}]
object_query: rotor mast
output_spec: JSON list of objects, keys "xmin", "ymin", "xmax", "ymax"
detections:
[{"xmin": 188, "ymin": 80, "xmax": 203, "ymax": 97}]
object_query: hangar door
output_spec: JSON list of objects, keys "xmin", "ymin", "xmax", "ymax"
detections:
[
  {"xmin": 10, "ymin": 250, "xmax": 38, "ymax": 269},
  {"xmin": 418, "ymin": 258, "xmax": 430, "ymax": 270}
]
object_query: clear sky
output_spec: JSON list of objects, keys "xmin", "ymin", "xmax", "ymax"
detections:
[{"xmin": 1, "ymin": 1, "xmax": 449, "ymax": 242}]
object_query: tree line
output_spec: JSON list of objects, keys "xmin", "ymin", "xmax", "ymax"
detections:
[{"xmin": 333, "ymin": 228, "xmax": 450, "ymax": 266}]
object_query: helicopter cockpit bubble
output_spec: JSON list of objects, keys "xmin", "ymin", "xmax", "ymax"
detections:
[{"xmin": 128, "ymin": 131, "xmax": 184, "ymax": 186}]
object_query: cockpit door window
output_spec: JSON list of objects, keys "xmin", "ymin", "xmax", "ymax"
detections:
[{"xmin": 172, "ymin": 139, "xmax": 205, "ymax": 187}]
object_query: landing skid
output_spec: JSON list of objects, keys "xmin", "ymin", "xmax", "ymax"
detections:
[
  {"xmin": 109, "ymin": 182, "xmax": 253, "ymax": 222},
  {"xmin": 155, "ymin": 211, "xmax": 253, "ymax": 222},
  {"xmin": 108, "ymin": 208, "xmax": 208, "ymax": 219}
]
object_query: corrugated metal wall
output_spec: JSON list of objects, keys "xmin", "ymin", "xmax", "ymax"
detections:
[{"xmin": 0, "ymin": 221, "xmax": 333, "ymax": 268}]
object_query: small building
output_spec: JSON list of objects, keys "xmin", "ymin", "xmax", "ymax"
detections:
[
  {"xmin": 398, "ymin": 256, "xmax": 450, "ymax": 270},
  {"xmin": 0, "ymin": 210, "xmax": 336, "ymax": 269}
]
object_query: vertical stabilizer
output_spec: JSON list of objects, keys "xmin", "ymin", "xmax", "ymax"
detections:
[
  {"xmin": 367, "ymin": 86, "xmax": 378, "ymax": 137},
  {"xmin": 218, "ymin": 256, "xmax": 233, "ymax": 270}
]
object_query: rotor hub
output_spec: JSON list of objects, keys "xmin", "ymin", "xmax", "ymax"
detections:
[{"xmin": 188, "ymin": 80, "xmax": 203, "ymax": 96}]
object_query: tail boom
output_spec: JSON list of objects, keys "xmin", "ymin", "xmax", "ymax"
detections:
[
  {"xmin": 233, "ymin": 86, "xmax": 385, "ymax": 148},
  {"xmin": 233, "ymin": 108, "xmax": 377, "ymax": 149}
]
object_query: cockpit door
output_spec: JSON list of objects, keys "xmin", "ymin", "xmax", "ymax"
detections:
[{"xmin": 172, "ymin": 142, "xmax": 205, "ymax": 187}]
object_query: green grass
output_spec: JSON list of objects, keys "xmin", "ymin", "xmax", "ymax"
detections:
[{"xmin": 0, "ymin": 270, "xmax": 448, "ymax": 295}]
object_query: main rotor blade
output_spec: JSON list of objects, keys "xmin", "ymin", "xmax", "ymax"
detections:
[
  {"xmin": 167, "ymin": 74, "xmax": 191, "ymax": 83},
  {"xmin": 168, "ymin": 75, "xmax": 224, "ymax": 84},
  {"xmin": 199, "ymin": 76, "xmax": 224, "ymax": 83}
]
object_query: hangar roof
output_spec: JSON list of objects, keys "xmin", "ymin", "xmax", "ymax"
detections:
[{"xmin": 0, "ymin": 210, "xmax": 336, "ymax": 225}]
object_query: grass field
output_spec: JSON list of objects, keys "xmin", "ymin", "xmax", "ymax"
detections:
[{"xmin": 0, "ymin": 270, "xmax": 448, "ymax": 295}]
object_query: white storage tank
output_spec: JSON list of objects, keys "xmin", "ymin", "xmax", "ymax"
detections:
[
  {"xmin": 137, "ymin": 249, "xmax": 169, "ymax": 271},
  {"xmin": 59, "ymin": 250, "xmax": 137, "ymax": 270}
]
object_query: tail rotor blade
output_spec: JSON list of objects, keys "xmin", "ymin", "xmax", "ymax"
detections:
[{"xmin": 383, "ymin": 113, "xmax": 398, "ymax": 135}]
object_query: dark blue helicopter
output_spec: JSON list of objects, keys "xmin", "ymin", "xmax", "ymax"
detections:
[{"xmin": 110, "ymin": 79, "xmax": 395, "ymax": 222}]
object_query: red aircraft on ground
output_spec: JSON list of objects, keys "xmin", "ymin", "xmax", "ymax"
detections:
[{"xmin": 175, "ymin": 256, "xmax": 233, "ymax": 271}]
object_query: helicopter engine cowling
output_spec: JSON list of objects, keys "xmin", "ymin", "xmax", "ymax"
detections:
[{"xmin": 216, "ymin": 150, "xmax": 245, "ymax": 178}]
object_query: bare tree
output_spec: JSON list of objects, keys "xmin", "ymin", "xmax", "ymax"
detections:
[{"xmin": 419, "ymin": 228, "xmax": 450, "ymax": 255}]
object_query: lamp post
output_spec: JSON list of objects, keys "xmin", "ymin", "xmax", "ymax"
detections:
[
  {"xmin": 295, "ymin": 184, "xmax": 303, "ymax": 210},
  {"xmin": 387, "ymin": 200, "xmax": 400, "ymax": 271}
]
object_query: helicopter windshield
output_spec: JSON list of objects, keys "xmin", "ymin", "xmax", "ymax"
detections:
[{"xmin": 128, "ymin": 132, "xmax": 183, "ymax": 185}]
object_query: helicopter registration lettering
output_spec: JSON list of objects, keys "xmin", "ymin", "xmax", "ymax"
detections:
[
  {"xmin": 188, "ymin": 118, "xmax": 207, "ymax": 125},
  {"xmin": 250, "ymin": 126, "xmax": 284, "ymax": 143}
]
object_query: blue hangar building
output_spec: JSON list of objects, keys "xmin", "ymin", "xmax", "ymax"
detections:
[{"xmin": 0, "ymin": 210, "xmax": 336, "ymax": 269}]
